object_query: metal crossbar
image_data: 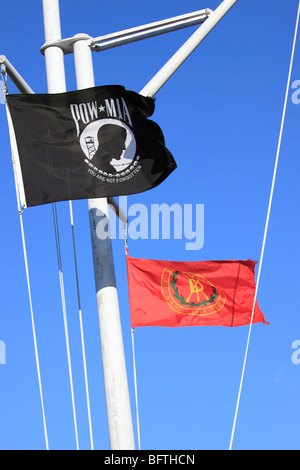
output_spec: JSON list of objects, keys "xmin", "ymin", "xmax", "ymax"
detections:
[{"xmin": 40, "ymin": 9, "xmax": 212, "ymax": 55}]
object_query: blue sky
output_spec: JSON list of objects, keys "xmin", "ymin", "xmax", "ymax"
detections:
[{"xmin": 0, "ymin": 0, "xmax": 299, "ymax": 450}]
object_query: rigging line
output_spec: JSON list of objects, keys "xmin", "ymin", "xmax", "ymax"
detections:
[
  {"xmin": 19, "ymin": 212, "xmax": 50, "ymax": 451},
  {"xmin": 125, "ymin": 233, "xmax": 140, "ymax": 448},
  {"xmin": 19, "ymin": 209, "xmax": 50, "ymax": 450},
  {"xmin": 124, "ymin": 229, "xmax": 140, "ymax": 448},
  {"xmin": 229, "ymin": 0, "xmax": 300, "ymax": 451},
  {"xmin": 52, "ymin": 203, "xmax": 79, "ymax": 450},
  {"xmin": 5, "ymin": 101, "xmax": 49, "ymax": 450},
  {"xmin": 123, "ymin": 231, "xmax": 140, "ymax": 447},
  {"xmin": 131, "ymin": 327, "xmax": 141, "ymax": 450},
  {"xmin": 68, "ymin": 200, "xmax": 94, "ymax": 450}
]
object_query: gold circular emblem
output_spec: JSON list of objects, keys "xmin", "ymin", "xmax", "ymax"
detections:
[{"xmin": 161, "ymin": 267, "xmax": 226, "ymax": 316}]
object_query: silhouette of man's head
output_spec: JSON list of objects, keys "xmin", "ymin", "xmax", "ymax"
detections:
[{"xmin": 94, "ymin": 123, "xmax": 127, "ymax": 164}]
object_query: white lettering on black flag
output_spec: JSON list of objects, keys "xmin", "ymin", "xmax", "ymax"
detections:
[{"xmin": 6, "ymin": 85, "xmax": 176, "ymax": 207}]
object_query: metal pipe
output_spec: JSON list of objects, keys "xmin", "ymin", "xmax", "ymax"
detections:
[
  {"xmin": 42, "ymin": 0, "xmax": 80, "ymax": 450},
  {"xmin": 73, "ymin": 35, "xmax": 135, "ymax": 451},
  {"xmin": 140, "ymin": 0, "xmax": 239, "ymax": 97},
  {"xmin": 40, "ymin": 9, "xmax": 212, "ymax": 56},
  {"xmin": 107, "ymin": 197, "xmax": 128, "ymax": 225},
  {"xmin": 90, "ymin": 9, "xmax": 212, "ymax": 52},
  {"xmin": 0, "ymin": 55, "xmax": 34, "ymax": 94},
  {"xmin": 42, "ymin": 0, "xmax": 66, "ymax": 94}
]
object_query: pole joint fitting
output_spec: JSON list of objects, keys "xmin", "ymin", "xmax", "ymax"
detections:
[{"xmin": 40, "ymin": 34, "xmax": 92, "ymax": 56}]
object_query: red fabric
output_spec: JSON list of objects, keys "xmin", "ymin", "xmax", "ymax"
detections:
[{"xmin": 126, "ymin": 255, "xmax": 268, "ymax": 327}]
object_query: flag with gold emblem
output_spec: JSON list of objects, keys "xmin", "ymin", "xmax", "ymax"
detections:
[{"xmin": 126, "ymin": 255, "xmax": 268, "ymax": 327}]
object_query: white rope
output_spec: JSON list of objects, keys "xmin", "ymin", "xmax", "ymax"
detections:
[
  {"xmin": 229, "ymin": 1, "xmax": 300, "ymax": 450},
  {"xmin": 131, "ymin": 327, "xmax": 141, "ymax": 450},
  {"xmin": 5, "ymin": 102, "xmax": 49, "ymax": 450},
  {"xmin": 52, "ymin": 203, "xmax": 79, "ymax": 450},
  {"xmin": 19, "ymin": 212, "xmax": 50, "ymax": 450},
  {"xmin": 68, "ymin": 200, "xmax": 94, "ymax": 450},
  {"xmin": 125, "ymin": 230, "xmax": 141, "ymax": 449}
]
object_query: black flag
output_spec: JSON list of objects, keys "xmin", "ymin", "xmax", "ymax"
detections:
[{"xmin": 6, "ymin": 85, "xmax": 176, "ymax": 207}]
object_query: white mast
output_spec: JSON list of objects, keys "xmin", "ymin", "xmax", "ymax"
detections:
[
  {"xmin": 140, "ymin": 0, "xmax": 239, "ymax": 97},
  {"xmin": 40, "ymin": 0, "xmax": 239, "ymax": 451},
  {"xmin": 73, "ymin": 35, "xmax": 136, "ymax": 450},
  {"xmin": 42, "ymin": 0, "xmax": 81, "ymax": 450},
  {"xmin": 2, "ymin": 0, "xmax": 240, "ymax": 451},
  {"xmin": 42, "ymin": 0, "xmax": 135, "ymax": 450}
]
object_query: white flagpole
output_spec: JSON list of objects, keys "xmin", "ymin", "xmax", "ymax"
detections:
[
  {"xmin": 42, "ymin": 0, "xmax": 135, "ymax": 450},
  {"xmin": 42, "ymin": 0, "xmax": 81, "ymax": 450},
  {"xmin": 42, "ymin": 0, "xmax": 66, "ymax": 94},
  {"xmin": 72, "ymin": 35, "xmax": 135, "ymax": 450},
  {"xmin": 140, "ymin": 0, "xmax": 239, "ymax": 97},
  {"xmin": 39, "ymin": 0, "xmax": 239, "ymax": 450}
]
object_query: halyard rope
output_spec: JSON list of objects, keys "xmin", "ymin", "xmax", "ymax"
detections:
[
  {"xmin": 52, "ymin": 202, "xmax": 79, "ymax": 450},
  {"xmin": 68, "ymin": 200, "xmax": 95, "ymax": 450},
  {"xmin": 131, "ymin": 327, "xmax": 141, "ymax": 450},
  {"xmin": 124, "ymin": 226, "xmax": 141, "ymax": 450},
  {"xmin": 5, "ymin": 100, "xmax": 49, "ymax": 450},
  {"xmin": 229, "ymin": 0, "xmax": 300, "ymax": 450},
  {"xmin": 6, "ymin": 104, "xmax": 94, "ymax": 449}
]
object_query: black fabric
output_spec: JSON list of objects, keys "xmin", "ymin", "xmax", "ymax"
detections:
[{"xmin": 7, "ymin": 85, "xmax": 176, "ymax": 207}]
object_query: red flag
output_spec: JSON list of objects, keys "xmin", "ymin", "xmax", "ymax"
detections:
[{"xmin": 126, "ymin": 255, "xmax": 268, "ymax": 327}]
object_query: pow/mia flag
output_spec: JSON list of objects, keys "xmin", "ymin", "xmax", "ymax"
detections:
[{"xmin": 6, "ymin": 85, "xmax": 176, "ymax": 207}]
